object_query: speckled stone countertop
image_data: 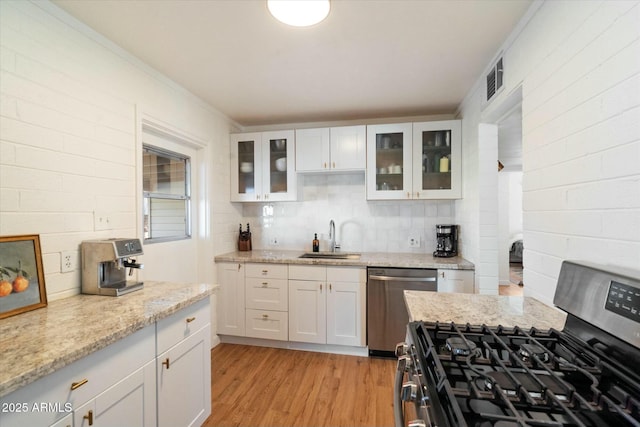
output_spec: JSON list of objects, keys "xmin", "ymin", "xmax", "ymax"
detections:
[
  {"xmin": 0, "ymin": 281, "xmax": 216, "ymax": 398},
  {"xmin": 215, "ymin": 249, "xmax": 474, "ymax": 270},
  {"xmin": 404, "ymin": 291, "xmax": 566, "ymax": 330}
]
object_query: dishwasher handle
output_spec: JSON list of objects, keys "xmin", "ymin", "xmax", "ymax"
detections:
[{"xmin": 369, "ymin": 275, "xmax": 436, "ymax": 282}]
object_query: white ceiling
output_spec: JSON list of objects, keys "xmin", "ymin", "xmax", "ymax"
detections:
[{"xmin": 53, "ymin": 0, "xmax": 532, "ymax": 127}]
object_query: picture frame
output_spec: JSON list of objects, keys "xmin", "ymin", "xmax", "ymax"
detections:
[{"xmin": 0, "ymin": 234, "xmax": 47, "ymax": 319}]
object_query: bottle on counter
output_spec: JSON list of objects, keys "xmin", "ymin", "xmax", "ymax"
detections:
[{"xmin": 312, "ymin": 233, "xmax": 320, "ymax": 252}]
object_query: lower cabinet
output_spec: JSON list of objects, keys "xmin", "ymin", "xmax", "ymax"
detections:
[
  {"xmin": 216, "ymin": 262, "xmax": 246, "ymax": 336},
  {"xmin": 289, "ymin": 265, "xmax": 366, "ymax": 347},
  {"xmin": 244, "ymin": 263, "xmax": 288, "ymax": 340},
  {"xmin": 74, "ymin": 361, "xmax": 156, "ymax": 427},
  {"xmin": 157, "ymin": 298, "xmax": 212, "ymax": 427},
  {"xmin": 0, "ymin": 299, "xmax": 211, "ymax": 427},
  {"xmin": 437, "ymin": 269, "xmax": 474, "ymax": 293}
]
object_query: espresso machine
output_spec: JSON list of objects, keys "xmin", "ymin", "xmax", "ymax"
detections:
[
  {"xmin": 433, "ymin": 224, "xmax": 458, "ymax": 258},
  {"xmin": 81, "ymin": 238, "xmax": 144, "ymax": 296}
]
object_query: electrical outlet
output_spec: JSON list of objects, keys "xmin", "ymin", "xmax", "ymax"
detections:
[
  {"xmin": 269, "ymin": 237, "xmax": 279, "ymax": 246},
  {"xmin": 61, "ymin": 250, "xmax": 77, "ymax": 272},
  {"xmin": 408, "ymin": 236, "xmax": 420, "ymax": 248}
]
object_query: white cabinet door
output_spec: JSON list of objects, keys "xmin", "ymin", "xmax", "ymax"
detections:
[
  {"xmin": 74, "ymin": 361, "xmax": 156, "ymax": 427},
  {"xmin": 296, "ymin": 128, "xmax": 330, "ymax": 172},
  {"xmin": 366, "ymin": 123, "xmax": 413, "ymax": 200},
  {"xmin": 261, "ymin": 130, "xmax": 296, "ymax": 201},
  {"xmin": 217, "ymin": 262, "xmax": 245, "ymax": 336},
  {"xmin": 330, "ymin": 125, "xmax": 366, "ymax": 171},
  {"xmin": 231, "ymin": 131, "xmax": 296, "ymax": 202},
  {"xmin": 438, "ymin": 269, "xmax": 474, "ymax": 293},
  {"xmin": 157, "ymin": 325, "xmax": 211, "ymax": 427},
  {"xmin": 412, "ymin": 120, "xmax": 462, "ymax": 199},
  {"xmin": 288, "ymin": 279, "xmax": 326, "ymax": 344},
  {"xmin": 231, "ymin": 133, "xmax": 262, "ymax": 202},
  {"xmin": 326, "ymin": 281, "xmax": 365, "ymax": 346}
]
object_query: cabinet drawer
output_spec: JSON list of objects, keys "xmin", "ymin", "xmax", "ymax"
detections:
[
  {"xmin": 327, "ymin": 266, "xmax": 365, "ymax": 283},
  {"xmin": 245, "ymin": 277, "xmax": 288, "ymax": 311},
  {"xmin": 245, "ymin": 263, "xmax": 288, "ymax": 279},
  {"xmin": 157, "ymin": 298, "xmax": 210, "ymax": 355},
  {"xmin": 288, "ymin": 264, "xmax": 326, "ymax": 281},
  {"xmin": 245, "ymin": 309, "xmax": 288, "ymax": 341}
]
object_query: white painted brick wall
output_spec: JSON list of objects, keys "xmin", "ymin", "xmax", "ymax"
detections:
[
  {"xmin": 0, "ymin": 1, "xmax": 233, "ymax": 301},
  {"xmin": 459, "ymin": 0, "xmax": 640, "ymax": 305}
]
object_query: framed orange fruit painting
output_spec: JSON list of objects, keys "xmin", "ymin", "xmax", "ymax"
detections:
[{"xmin": 0, "ymin": 235, "xmax": 47, "ymax": 319}]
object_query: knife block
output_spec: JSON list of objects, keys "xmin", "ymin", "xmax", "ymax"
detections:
[{"xmin": 238, "ymin": 231, "xmax": 252, "ymax": 251}]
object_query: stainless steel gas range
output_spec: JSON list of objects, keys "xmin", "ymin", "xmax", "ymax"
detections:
[{"xmin": 394, "ymin": 260, "xmax": 640, "ymax": 427}]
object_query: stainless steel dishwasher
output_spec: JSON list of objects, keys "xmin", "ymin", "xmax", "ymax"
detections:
[{"xmin": 367, "ymin": 267, "xmax": 437, "ymax": 357}]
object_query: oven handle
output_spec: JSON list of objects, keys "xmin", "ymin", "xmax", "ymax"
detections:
[
  {"xmin": 369, "ymin": 275, "xmax": 436, "ymax": 282},
  {"xmin": 394, "ymin": 355, "xmax": 407, "ymax": 427}
]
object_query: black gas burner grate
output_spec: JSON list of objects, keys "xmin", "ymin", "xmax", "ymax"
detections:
[{"xmin": 410, "ymin": 321, "xmax": 640, "ymax": 427}]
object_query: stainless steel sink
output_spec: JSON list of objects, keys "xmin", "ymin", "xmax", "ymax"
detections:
[{"xmin": 299, "ymin": 252, "xmax": 361, "ymax": 260}]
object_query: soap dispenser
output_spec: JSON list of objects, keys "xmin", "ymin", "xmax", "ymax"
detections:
[{"xmin": 312, "ymin": 233, "xmax": 320, "ymax": 252}]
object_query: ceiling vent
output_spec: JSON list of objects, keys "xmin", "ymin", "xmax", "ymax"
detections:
[{"xmin": 486, "ymin": 57, "xmax": 504, "ymax": 102}]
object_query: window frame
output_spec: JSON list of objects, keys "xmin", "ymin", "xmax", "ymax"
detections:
[{"xmin": 142, "ymin": 144, "xmax": 192, "ymax": 244}]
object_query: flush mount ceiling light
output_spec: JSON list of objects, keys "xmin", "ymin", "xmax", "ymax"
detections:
[{"xmin": 267, "ymin": 0, "xmax": 330, "ymax": 27}]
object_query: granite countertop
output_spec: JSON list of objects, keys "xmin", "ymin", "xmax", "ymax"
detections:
[
  {"xmin": 0, "ymin": 281, "xmax": 216, "ymax": 398},
  {"xmin": 215, "ymin": 249, "xmax": 474, "ymax": 270},
  {"xmin": 404, "ymin": 291, "xmax": 566, "ymax": 330}
]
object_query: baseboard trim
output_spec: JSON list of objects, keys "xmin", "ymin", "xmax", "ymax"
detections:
[{"xmin": 218, "ymin": 335, "xmax": 368, "ymax": 357}]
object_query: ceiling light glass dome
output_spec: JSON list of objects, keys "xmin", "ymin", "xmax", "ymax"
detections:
[{"xmin": 267, "ymin": 0, "xmax": 330, "ymax": 27}]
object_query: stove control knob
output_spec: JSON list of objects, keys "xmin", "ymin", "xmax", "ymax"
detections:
[
  {"xmin": 408, "ymin": 420, "xmax": 427, "ymax": 427},
  {"xmin": 401, "ymin": 381, "xmax": 418, "ymax": 402},
  {"xmin": 395, "ymin": 342, "xmax": 409, "ymax": 357}
]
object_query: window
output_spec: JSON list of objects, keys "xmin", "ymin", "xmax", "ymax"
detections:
[{"xmin": 142, "ymin": 145, "xmax": 191, "ymax": 243}]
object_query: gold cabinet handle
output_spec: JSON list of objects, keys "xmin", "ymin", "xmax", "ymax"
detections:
[
  {"xmin": 70, "ymin": 378, "xmax": 88, "ymax": 390},
  {"xmin": 329, "ymin": 283, "xmax": 332, "ymax": 292},
  {"xmin": 186, "ymin": 316, "xmax": 196, "ymax": 323},
  {"xmin": 262, "ymin": 269, "xmax": 268, "ymax": 274},
  {"xmin": 262, "ymin": 314, "xmax": 269, "ymax": 319},
  {"xmin": 162, "ymin": 358, "xmax": 170, "ymax": 369},
  {"xmin": 84, "ymin": 410, "xmax": 94, "ymax": 426},
  {"xmin": 324, "ymin": 162, "xmax": 327, "ymax": 169},
  {"xmin": 320, "ymin": 283, "xmax": 323, "ymax": 292},
  {"xmin": 262, "ymin": 282, "xmax": 268, "ymax": 287},
  {"xmin": 332, "ymin": 162, "xmax": 336, "ymax": 168}
]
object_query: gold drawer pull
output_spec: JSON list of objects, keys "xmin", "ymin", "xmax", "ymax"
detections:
[
  {"xmin": 84, "ymin": 410, "xmax": 94, "ymax": 426},
  {"xmin": 70, "ymin": 378, "xmax": 88, "ymax": 390},
  {"xmin": 262, "ymin": 314, "xmax": 269, "ymax": 319},
  {"xmin": 262, "ymin": 269, "xmax": 268, "ymax": 274},
  {"xmin": 162, "ymin": 358, "xmax": 170, "ymax": 369},
  {"xmin": 186, "ymin": 316, "xmax": 196, "ymax": 323},
  {"xmin": 262, "ymin": 282, "xmax": 268, "ymax": 287}
]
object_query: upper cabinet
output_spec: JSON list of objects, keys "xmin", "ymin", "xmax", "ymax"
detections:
[
  {"xmin": 296, "ymin": 125, "xmax": 366, "ymax": 172},
  {"xmin": 231, "ymin": 130, "xmax": 297, "ymax": 202},
  {"xmin": 413, "ymin": 120, "xmax": 461, "ymax": 199},
  {"xmin": 366, "ymin": 120, "xmax": 461, "ymax": 200},
  {"xmin": 366, "ymin": 123, "xmax": 414, "ymax": 200}
]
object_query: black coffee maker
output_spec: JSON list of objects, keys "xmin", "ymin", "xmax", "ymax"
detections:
[{"xmin": 433, "ymin": 224, "xmax": 458, "ymax": 258}]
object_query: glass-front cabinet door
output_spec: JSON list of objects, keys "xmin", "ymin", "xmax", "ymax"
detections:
[
  {"xmin": 261, "ymin": 130, "xmax": 296, "ymax": 202},
  {"xmin": 230, "ymin": 130, "xmax": 296, "ymax": 202},
  {"xmin": 412, "ymin": 120, "xmax": 461, "ymax": 199},
  {"xmin": 366, "ymin": 123, "xmax": 413, "ymax": 200},
  {"xmin": 231, "ymin": 132, "xmax": 262, "ymax": 202}
]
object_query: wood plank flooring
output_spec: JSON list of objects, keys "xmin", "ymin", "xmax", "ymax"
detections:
[{"xmin": 203, "ymin": 344, "xmax": 396, "ymax": 427}]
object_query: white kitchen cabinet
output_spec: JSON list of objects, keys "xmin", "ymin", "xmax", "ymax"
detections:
[
  {"xmin": 366, "ymin": 123, "xmax": 413, "ymax": 199},
  {"xmin": 244, "ymin": 263, "xmax": 289, "ymax": 340},
  {"xmin": 288, "ymin": 265, "xmax": 365, "ymax": 347},
  {"xmin": 0, "ymin": 326, "xmax": 155, "ymax": 427},
  {"xmin": 412, "ymin": 120, "xmax": 462, "ymax": 199},
  {"xmin": 157, "ymin": 298, "xmax": 211, "ymax": 427},
  {"xmin": 296, "ymin": 125, "xmax": 366, "ymax": 172},
  {"xmin": 74, "ymin": 361, "xmax": 155, "ymax": 427},
  {"xmin": 49, "ymin": 413, "xmax": 72, "ymax": 427},
  {"xmin": 216, "ymin": 262, "xmax": 246, "ymax": 336},
  {"xmin": 437, "ymin": 269, "xmax": 474, "ymax": 293},
  {"xmin": 366, "ymin": 120, "xmax": 461, "ymax": 200},
  {"xmin": 231, "ymin": 130, "xmax": 296, "ymax": 202}
]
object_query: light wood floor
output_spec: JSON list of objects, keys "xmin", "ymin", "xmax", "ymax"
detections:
[{"xmin": 203, "ymin": 344, "xmax": 396, "ymax": 427}]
